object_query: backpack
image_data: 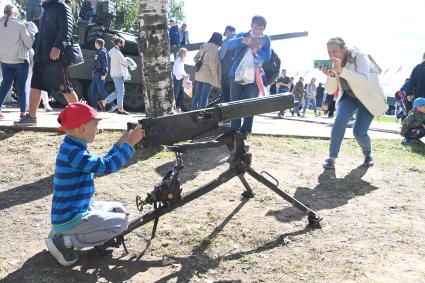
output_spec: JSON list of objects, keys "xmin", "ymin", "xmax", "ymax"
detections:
[{"xmin": 262, "ymin": 49, "xmax": 281, "ymax": 86}]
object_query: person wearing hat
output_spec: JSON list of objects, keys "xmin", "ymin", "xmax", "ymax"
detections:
[
  {"xmin": 401, "ymin": 97, "xmax": 425, "ymax": 145},
  {"xmin": 219, "ymin": 25, "xmax": 236, "ymax": 103},
  {"xmin": 45, "ymin": 102, "xmax": 144, "ymax": 266}
]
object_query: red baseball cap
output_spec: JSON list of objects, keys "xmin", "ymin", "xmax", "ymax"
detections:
[{"xmin": 58, "ymin": 102, "xmax": 109, "ymax": 131}]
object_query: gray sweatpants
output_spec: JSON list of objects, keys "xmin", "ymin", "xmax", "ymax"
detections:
[{"xmin": 61, "ymin": 201, "xmax": 128, "ymax": 249}]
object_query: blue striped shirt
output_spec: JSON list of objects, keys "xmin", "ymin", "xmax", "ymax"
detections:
[{"xmin": 51, "ymin": 135, "xmax": 135, "ymax": 233}]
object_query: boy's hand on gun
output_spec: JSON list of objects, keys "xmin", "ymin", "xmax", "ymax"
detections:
[{"xmin": 117, "ymin": 125, "xmax": 145, "ymax": 147}]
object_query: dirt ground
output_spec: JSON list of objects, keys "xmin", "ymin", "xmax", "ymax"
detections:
[{"xmin": 0, "ymin": 129, "xmax": 424, "ymax": 283}]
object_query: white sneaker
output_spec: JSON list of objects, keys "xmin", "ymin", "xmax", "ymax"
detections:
[
  {"xmin": 44, "ymin": 104, "xmax": 53, "ymax": 112},
  {"xmin": 46, "ymin": 235, "xmax": 79, "ymax": 266}
]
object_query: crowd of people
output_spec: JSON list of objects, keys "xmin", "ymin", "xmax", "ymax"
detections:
[{"xmin": 0, "ymin": 0, "xmax": 135, "ymax": 126}]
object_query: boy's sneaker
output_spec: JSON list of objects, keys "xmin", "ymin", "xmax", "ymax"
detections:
[
  {"xmin": 323, "ymin": 158, "xmax": 335, "ymax": 169},
  {"xmin": 46, "ymin": 235, "xmax": 79, "ymax": 266},
  {"xmin": 363, "ymin": 155, "xmax": 374, "ymax": 167},
  {"xmin": 401, "ymin": 137, "xmax": 412, "ymax": 145},
  {"xmin": 13, "ymin": 114, "xmax": 37, "ymax": 126}
]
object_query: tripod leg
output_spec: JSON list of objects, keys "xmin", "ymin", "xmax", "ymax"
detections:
[
  {"xmin": 239, "ymin": 175, "xmax": 254, "ymax": 199},
  {"xmin": 246, "ymin": 167, "xmax": 322, "ymax": 228}
]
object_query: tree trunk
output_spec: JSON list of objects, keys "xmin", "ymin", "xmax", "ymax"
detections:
[{"xmin": 139, "ymin": 0, "xmax": 174, "ymax": 118}]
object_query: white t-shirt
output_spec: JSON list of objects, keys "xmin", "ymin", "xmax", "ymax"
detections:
[{"xmin": 172, "ymin": 57, "xmax": 187, "ymax": 80}]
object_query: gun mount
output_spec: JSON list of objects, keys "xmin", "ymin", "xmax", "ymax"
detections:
[{"xmin": 100, "ymin": 94, "xmax": 322, "ymax": 254}]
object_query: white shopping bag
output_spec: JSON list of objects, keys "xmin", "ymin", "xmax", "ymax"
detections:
[{"xmin": 235, "ymin": 49, "xmax": 255, "ymax": 85}]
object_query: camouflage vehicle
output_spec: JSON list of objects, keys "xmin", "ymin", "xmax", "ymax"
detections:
[{"xmin": 51, "ymin": 0, "xmax": 145, "ymax": 111}]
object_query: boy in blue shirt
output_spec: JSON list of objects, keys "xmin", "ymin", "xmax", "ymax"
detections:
[{"xmin": 46, "ymin": 102, "xmax": 144, "ymax": 266}]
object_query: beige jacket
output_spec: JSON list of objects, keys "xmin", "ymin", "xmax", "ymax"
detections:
[
  {"xmin": 0, "ymin": 17, "xmax": 34, "ymax": 64},
  {"xmin": 325, "ymin": 51, "xmax": 388, "ymax": 116},
  {"xmin": 194, "ymin": 42, "xmax": 221, "ymax": 88},
  {"xmin": 109, "ymin": 47, "xmax": 129, "ymax": 77}
]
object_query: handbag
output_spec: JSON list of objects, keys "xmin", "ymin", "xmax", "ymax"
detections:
[
  {"xmin": 63, "ymin": 42, "xmax": 84, "ymax": 67},
  {"xmin": 195, "ymin": 52, "xmax": 206, "ymax": 72}
]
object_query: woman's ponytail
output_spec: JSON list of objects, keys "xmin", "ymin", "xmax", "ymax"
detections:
[{"xmin": 3, "ymin": 5, "xmax": 15, "ymax": 27}]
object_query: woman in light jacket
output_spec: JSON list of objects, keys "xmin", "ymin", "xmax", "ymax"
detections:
[
  {"xmin": 322, "ymin": 37, "xmax": 388, "ymax": 169},
  {"xmin": 99, "ymin": 36, "xmax": 129, "ymax": 114},
  {"xmin": 191, "ymin": 32, "xmax": 222, "ymax": 110},
  {"xmin": 0, "ymin": 5, "xmax": 35, "ymax": 118}
]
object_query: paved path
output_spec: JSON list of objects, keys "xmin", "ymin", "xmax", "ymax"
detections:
[{"xmin": 0, "ymin": 106, "xmax": 401, "ymax": 140}]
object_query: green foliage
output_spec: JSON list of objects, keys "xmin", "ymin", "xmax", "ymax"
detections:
[
  {"xmin": 167, "ymin": 0, "xmax": 185, "ymax": 22},
  {"xmin": 12, "ymin": 0, "xmax": 185, "ymax": 34}
]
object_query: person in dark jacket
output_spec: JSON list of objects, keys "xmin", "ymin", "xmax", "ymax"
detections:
[
  {"xmin": 401, "ymin": 97, "xmax": 425, "ymax": 145},
  {"xmin": 169, "ymin": 19, "xmax": 180, "ymax": 59},
  {"xmin": 79, "ymin": 0, "xmax": 95, "ymax": 22},
  {"xmin": 89, "ymin": 38, "xmax": 110, "ymax": 109},
  {"xmin": 219, "ymin": 25, "xmax": 236, "ymax": 103},
  {"xmin": 14, "ymin": 0, "xmax": 77, "ymax": 126},
  {"xmin": 405, "ymin": 53, "xmax": 425, "ymax": 113}
]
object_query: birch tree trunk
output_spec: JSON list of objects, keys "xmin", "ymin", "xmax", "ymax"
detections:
[{"xmin": 139, "ymin": 0, "xmax": 174, "ymax": 118}]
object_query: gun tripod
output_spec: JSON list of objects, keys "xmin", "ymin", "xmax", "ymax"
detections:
[{"xmin": 102, "ymin": 131, "xmax": 322, "ymax": 253}]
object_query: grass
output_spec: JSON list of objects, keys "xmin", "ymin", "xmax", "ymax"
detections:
[
  {"xmin": 303, "ymin": 109, "xmax": 399, "ymax": 123},
  {"xmin": 374, "ymin": 115, "xmax": 398, "ymax": 123}
]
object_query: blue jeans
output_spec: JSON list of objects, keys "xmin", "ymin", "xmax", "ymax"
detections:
[
  {"xmin": 191, "ymin": 81, "xmax": 212, "ymax": 110},
  {"xmin": 173, "ymin": 75, "xmax": 184, "ymax": 108},
  {"xmin": 230, "ymin": 79, "xmax": 259, "ymax": 134},
  {"xmin": 303, "ymin": 97, "xmax": 317, "ymax": 114},
  {"xmin": 105, "ymin": 77, "xmax": 125, "ymax": 110},
  {"xmin": 90, "ymin": 72, "xmax": 110, "ymax": 108},
  {"xmin": 0, "ymin": 62, "xmax": 29, "ymax": 113},
  {"xmin": 329, "ymin": 95, "xmax": 374, "ymax": 158}
]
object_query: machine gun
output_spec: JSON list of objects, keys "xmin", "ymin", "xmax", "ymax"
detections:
[{"xmin": 101, "ymin": 94, "xmax": 322, "ymax": 254}]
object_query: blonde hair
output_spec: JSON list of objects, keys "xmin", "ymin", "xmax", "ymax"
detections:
[
  {"xmin": 95, "ymin": 38, "xmax": 105, "ymax": 47},
  {"xmin": 177, "ymin": 47, "xmax": 187, "ymax": 59}
]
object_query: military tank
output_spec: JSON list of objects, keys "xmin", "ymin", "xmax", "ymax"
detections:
[{"xmin": 52, "ymin": 0, "xmax": 145, "ymax": 111}]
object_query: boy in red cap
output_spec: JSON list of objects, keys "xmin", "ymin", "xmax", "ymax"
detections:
[{"xmin": 46, "ymin": 102, "xmax": 144, "ymax": 266}]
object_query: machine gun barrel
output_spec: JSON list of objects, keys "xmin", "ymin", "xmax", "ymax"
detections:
[
  {"xmin": 136, "ymin": 93, "xmax": 294, "ymax": 148},
  {"xmin": 219, "ymin": 94, "xmax": 293, "ymax": 121}
]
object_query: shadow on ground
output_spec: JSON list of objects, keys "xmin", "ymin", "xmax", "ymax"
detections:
[
  {"xmin": 0, "ymin": 175, "xmax": 53, "ymax": 211},
  {"xmin": 0, "ymin": 129, "xmax": 16, "ymax": 142},
  {"xmin": 3, "ymin": 199, "xmax": 311, "ymax": 283},
  {"xmin": 155, "ymin": 144, "xmax": 229, "ymax": 184},
  {"xmin": 267, "ymin": 165, "xmax": 378, "ymax": 222}
]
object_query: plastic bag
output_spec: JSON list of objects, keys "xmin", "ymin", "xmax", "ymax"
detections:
[
  {"xmin": 125, "ymin": 57, "xmax": 137, "ymax": 71},
  {"xmin": 123, "ymin": 57, "xmax": 137, "ymax": 81},
  {"xmin": 235, "ymin": 49, "xmax": 255, "ymax": 85},
  {"xmin": 183, "ymin": 77, "xmax": 193, "ymax": 98},
  {"xmin": 123, "ymin": 67, "xmax": 131, "ymax": 81}
]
